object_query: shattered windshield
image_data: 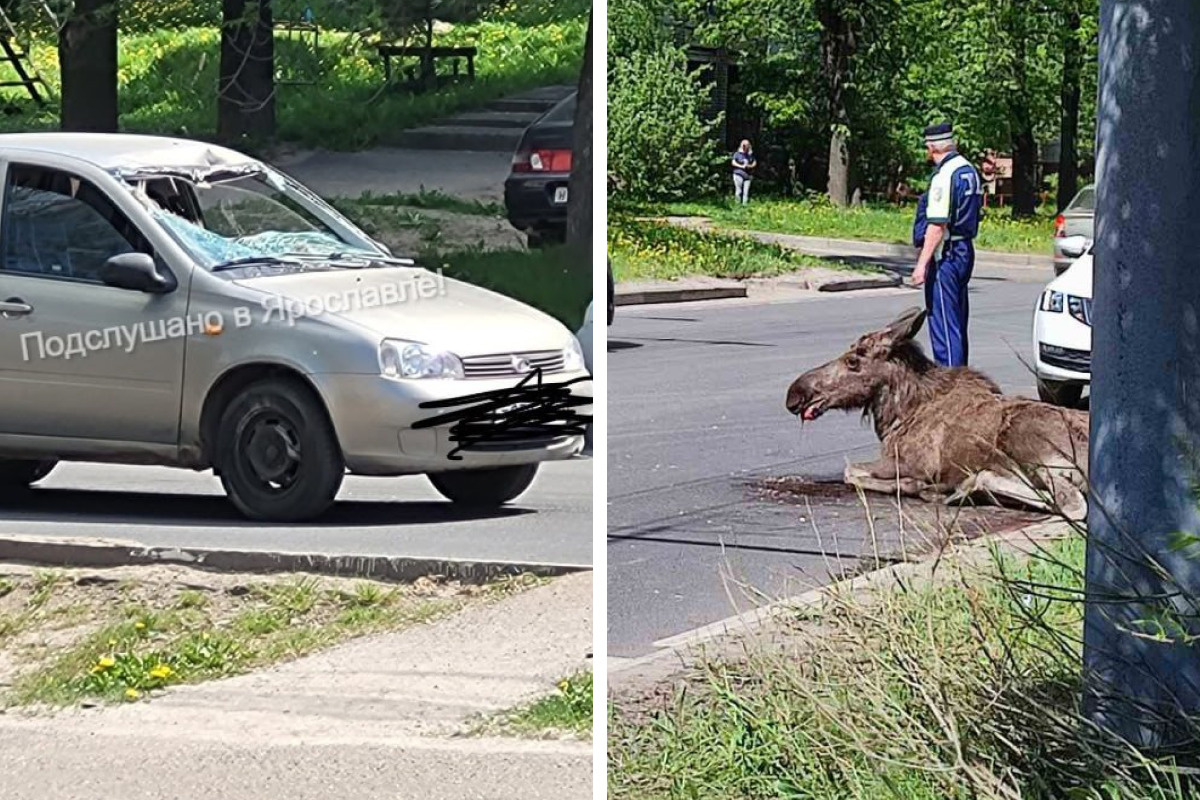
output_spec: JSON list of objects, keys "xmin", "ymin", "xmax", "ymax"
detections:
[{"xmin": 123, "ymin": 170, "xmax": 387, "ymax": 271}]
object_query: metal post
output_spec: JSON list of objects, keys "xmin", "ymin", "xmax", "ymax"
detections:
[{"xmin": 1085, "ymin": 0, "xmax": 1200, "ymax": 750}]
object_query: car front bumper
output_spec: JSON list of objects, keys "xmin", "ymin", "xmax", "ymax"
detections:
[
  {"xmin": 311, "ymin": 370, "xmax": 592, "ymax": 475},
  {"xmin": 1032, "ymin": 303, "xmax": 1092, "ymax": 383}
]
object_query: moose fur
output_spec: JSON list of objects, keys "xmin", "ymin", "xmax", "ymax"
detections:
[{"xmin": 785, "ymin": 307, "xmax": 1090, "ymax": 518}]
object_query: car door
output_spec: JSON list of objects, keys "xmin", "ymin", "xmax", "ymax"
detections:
[{"xmin": 0, "ymin": 160, "xmax": 189, "ymax": 445}]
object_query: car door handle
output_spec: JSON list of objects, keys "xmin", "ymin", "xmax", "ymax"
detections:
[{"xmin": 0, "ymin": 298, "xmax": 32, "ymax": 317}]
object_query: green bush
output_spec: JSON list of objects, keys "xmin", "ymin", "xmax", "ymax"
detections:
[{"xmin": 608, "ymin": 46, "xmax": 723, "ymax": 201}]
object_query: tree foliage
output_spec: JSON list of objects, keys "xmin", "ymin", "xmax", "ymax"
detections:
[{"xmin": 609, "ymin": 0, "xmax": 1101, "ymax": 211}]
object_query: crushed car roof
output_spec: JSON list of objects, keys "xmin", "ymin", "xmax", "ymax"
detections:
[{"xmin": 0, "ymin": 133, "xmax": 260, "ymax": 172}]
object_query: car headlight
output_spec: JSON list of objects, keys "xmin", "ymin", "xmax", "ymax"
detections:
[
  {"xmin": 562, "ymin": 336, "xmax": 586, "ymax": 372},
  {"xmin": 379, "ymin": 339, "xmax": 464, "ymax": 379},
  {"xmin": 1040, "ymin": 290, "xmax": 1064, "ymax": 313}
]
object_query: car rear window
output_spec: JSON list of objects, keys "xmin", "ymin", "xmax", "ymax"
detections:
[
  {"xmin": 1068, "ymin": 186, "xmax": 1095, "ymax": 212},
  {"xmin": 543, "ymin": 94, "xmax": 577, "ymax": 124}
]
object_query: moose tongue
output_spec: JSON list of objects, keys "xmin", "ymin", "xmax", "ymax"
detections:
[{"xmin": 802, "ymin": 406, "xmax": 821, "ymax": 421}]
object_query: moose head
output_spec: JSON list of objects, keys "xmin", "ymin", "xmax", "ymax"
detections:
[{"xmin": 785, "ymin": 307, "xmax": 930, "ymax": 422}]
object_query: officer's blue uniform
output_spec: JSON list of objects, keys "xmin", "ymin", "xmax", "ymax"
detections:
[{"xmin": 921, "ymin": 149, "xmax": 983, "ymax": 367}]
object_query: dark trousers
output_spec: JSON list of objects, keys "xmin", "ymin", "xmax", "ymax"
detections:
[{"xmin": 924, "ymin": 240, "xmax": 974, "ymax": 367}]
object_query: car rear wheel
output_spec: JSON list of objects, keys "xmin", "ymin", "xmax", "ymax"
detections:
[
  {"xmin": 1037, "ymin": 380, "xmax": 1084, "ymax": 408},
  {"xmin": 0, "ymin": 459, "xmax": 55, "ymax": 487},
  {"xmin": 427, "ymin": 464, "xmax": 539, "ymax": 507},
  {"xmin": 215, "ymin": 378, "xmax": 344, "ymax": 521}
]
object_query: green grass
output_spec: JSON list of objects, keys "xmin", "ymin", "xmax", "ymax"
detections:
[
  {"xmin": 608, "ymin": 213, "xmax": 875, "ymax": 282},
  {"xmin": 0, "ymin": 13, "xmax": 584, "ymax": 150},
  {"xmin": 609, "ymin": 535, "xmax": 1192, "ymax": 800},
  {"xmin": 0, "ymin": 571, "xmax": 558, "ymax": 708},
  {"xmin": 492, "ymin": 670, "xmax": 593, "ymax": 737},
  {"xmin": 346, "ymin": 189, "xmax": 504, "ymax": 217},
  {"xmin": 434, "ymin": 245, "xmax": 591, "ymax": 330},
  {"xmin": 646, "ymin": 197, "xmax": 1055, "ymax": 255}
]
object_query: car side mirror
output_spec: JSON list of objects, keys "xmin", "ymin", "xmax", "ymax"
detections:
[
  {"xmin": 1059, "ymin": 235, "xmax": 1090, "ymax": 260},
  {"xmin": 100, "ymin": 252, "xmax": 172, "ymax": 293}
]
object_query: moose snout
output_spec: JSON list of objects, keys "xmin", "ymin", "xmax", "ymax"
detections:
[{"xmin": 785, "ymin": 377, "xmax": 810, "ymax": 416}]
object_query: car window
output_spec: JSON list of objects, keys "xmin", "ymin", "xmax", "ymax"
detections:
[
  {"xmin": 1068, "ymin": 186, "xmax": 1095, "ymax": 213},
  {"xmin": 1, "ymin": 164, "xmax": 151, "ymax": 282},
  {"xmin": 543, "ymin": 94, "xmax": 577, "ymax": 124}
]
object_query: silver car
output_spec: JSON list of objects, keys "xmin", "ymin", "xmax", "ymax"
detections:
[
  {"xmin": 0, "ymin": 133, "xmax": 590, "ymax": 521},
  {"xmin": 1053, "ymin": 184, "xmax": 1095, "ymax": 274}
]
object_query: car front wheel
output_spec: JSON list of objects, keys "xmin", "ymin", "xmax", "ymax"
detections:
[
  {"xmin": 0, "ymin": 459, "xmax": 55, "ymax": 487},
  {"xmin": 215, "ymin": 378, "xmax": 344, "ymax": 521},
  {"xmin": 427, "ymin": 464, "xmax": 539, "ymax": 507},
  {"xmin": 1037, "ymin": 380, "xmax": 1084, "ymax": 408}
]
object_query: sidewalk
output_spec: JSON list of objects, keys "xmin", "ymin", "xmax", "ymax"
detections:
[{"xmin": 0, "ymin": 572, "xmax": 593, "ymax": 800}]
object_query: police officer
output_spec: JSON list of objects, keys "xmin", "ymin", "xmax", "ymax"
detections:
[{"xmin": 911, "ymin": 122, "xmax": 983, "ymax": 367}]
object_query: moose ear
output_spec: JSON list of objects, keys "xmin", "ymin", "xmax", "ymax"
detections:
[{"xmin": 886, "ymin": 307, "xmax": 927, "ymax": 342}]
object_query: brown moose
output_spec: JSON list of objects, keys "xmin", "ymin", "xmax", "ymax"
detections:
[{"xmin": 784, "ymin": 307, "xmax": 1090, "ymax": 519}]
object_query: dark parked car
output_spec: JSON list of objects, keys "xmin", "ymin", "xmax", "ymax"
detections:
[
  {"xmin": 608, "ymin": 259, "xmax": 614, "ymax": 325},
  {"xmin": 504, "ymin": 92, "xmax": 576, "ymax": 246}
]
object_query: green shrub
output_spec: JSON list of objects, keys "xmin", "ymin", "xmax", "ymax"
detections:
[
  {"xmin": 434, "ymin": 246, "xmax": 590, "ymax": 330},
  {"xmin": 608, "ymin": 46, "xmax": 723, "ymax": 201}
]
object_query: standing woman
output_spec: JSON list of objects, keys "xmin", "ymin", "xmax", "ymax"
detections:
[{"xmin": 732, "ymin": 140, "xmax": 756, "ymax": 205}]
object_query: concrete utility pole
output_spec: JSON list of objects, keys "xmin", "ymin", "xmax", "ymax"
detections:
[{"xmin": 1085, "ymin": 0, "xmax": 1200, "ymax": 750}]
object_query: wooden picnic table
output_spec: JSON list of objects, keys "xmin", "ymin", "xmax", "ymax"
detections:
[{"xmin": 376, "ymin": 45, "xmax": 477, "ymax": 90}]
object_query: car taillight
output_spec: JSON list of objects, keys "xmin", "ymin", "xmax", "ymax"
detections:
[
  {"xmin": 1054, "ymin": 214, "xmax": 1066, "ymax": 237},
  {"xmin": 511, "ymin": 148, "xmax": 572, "ymax": 173}
]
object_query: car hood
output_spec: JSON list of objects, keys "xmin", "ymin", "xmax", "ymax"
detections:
[
  {"xmin": 1047, "ymin": 252, "xmax": 1093, "ymax": 297},
  {"xmin": 234, "ymin": 267, "xmax": 573, "ymax": 356}
]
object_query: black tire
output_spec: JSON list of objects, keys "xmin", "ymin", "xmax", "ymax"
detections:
[
  {"xmin": 0, "ymin": 459, "xmax": 55, "ymax": 487},
  {"xmin": 1038, "ymin": 380, "xmax": 1084, "ymax": 408},
  {"xmin": 214, "ymin": 378, "xmax": 344, "ymax": 521},
  {"xmin": 427, "ymin": 464, "xmax": 539, "ymax": 507}
]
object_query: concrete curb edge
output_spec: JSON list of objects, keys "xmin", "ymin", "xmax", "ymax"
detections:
[
  {"xmin": 607, "ymin": 519, "xmax": 1071, "ymax": 683},
  {"xmin": 0, "ymin": 535, "xmax": 589, "ymax": 585}
]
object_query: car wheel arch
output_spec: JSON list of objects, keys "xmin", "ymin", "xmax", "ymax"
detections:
[{"xmin": 198, "ymin": 363, "xmax": 339, "ymax": 470}]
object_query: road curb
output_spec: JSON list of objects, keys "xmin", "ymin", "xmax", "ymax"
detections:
[
  {"xmin": 615, "ymin": 285, "xmax": 747, "ymax": 306},
  {"xmin": 0, "ymin": 535, "xmax": 588, "ymax": 585},
  {"xmin": 816, "ymin": 271, "xmax": 904, "ymax": 292},
  {"xmin": 608, "ymin": 519, "xmax": 1070, "ymax": 686}
]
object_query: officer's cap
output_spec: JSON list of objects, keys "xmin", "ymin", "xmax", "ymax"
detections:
[{"xmin": 923, "ymin": 122, "xmax": 954, "ymax": 144}]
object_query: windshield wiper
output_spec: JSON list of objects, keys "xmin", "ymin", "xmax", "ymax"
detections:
[
  {"xmin": 211, "ymin": 255, "xmax": 305, "ymax": 272},
  {"xmin": 313, "ymin": 251, "xmax": 417, "ymax": 267}
]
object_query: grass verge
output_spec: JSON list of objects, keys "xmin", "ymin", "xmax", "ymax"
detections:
[
  {"xmin": 642, "ymin": 197, "xmax": 1054, "ymax": 256},
  {"xmin": 433, "ymin": 245, "xmax": 591, "ymax": 331},
  {"xmin": 609, "ymin": 533, "xmax": 1192, "ymax": 799},
  {"xmin": 608, "ymin": 214, "xmax": 875, "ymax": 282},
  {"xmin": 484, "ymin": 669, "xmax": 593, "ymax": 738},
  {"xmin": 347, "ymin": 189, "xmax": 505, "ymax": 218},
  {"xmin": 0, "ymin": 565, "xmax": 541, "ymax": 708}
]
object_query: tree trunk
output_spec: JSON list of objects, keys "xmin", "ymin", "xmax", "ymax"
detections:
[
  {"xmin": 566, "ymin": 13, "xmax": 592, "ymax": 262},
  {"xmin": 818, "ymin": 0, "xmax": 854, "ymax": 207},
  {"xmin": 1085, "ymin": 0, "xmax": 1200, "ymax": 751},
  {"xmin": 218, "ymin": 0, "xmax": 276, "ymax": 142},
  {"xmin": 1057, "ymin": 4, "xmax": 1083, "ymax": 211},
  {"xmin": 1011, "ymin": 122, "xmax": 1038, "ymax": 218},
  {"xmin": 59, "ymin": 0, "xmax": 118, "ymax": 132}
]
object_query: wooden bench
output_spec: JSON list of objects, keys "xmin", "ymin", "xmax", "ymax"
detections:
[{"xmin": 376, "ymin": 45, "xmax": 477, "ymax": 91}]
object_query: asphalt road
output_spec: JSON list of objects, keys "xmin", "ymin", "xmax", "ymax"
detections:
[
  {"xmin": 0, "ymin": 458, "xmax": 592, "ymax": 567},
  {"xmin": 608, "ymin": 266, "xmax": 1052, "ymax": 658}
]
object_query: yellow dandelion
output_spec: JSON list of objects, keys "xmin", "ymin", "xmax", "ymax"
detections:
[
  {"xmin": 149, "ymin": 664, "xmax": 172, "ymax": 680},
  {"xmin": 558, "ymin": 679, "xmax": 570, "ymax": 692},
  {"xmin": 124, "ymin": 688, "xmax": 140, "ymax": 700},
  {"xmin": 97, "ymin": 655, "xmax": 115, "ymax": 669},
  {"xmin": 134, "ymin": 621, "xmax": 146, "ymax": 630}
]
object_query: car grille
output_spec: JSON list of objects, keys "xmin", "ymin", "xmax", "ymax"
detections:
[
  {"xmin": 1039, "ymin": 343, "xmax": 1091, "ymax": 374},
  {"xmin": 461, "ymin": 349, "xmax": 565, "ymax": 379}
]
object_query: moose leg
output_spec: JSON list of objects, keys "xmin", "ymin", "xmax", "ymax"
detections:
[
  {"xmin": 950, "ymin": 469, "xmax": 1086, "ymax": 521},
  {"xmin": 844, "ymin": 460, "xmax": 953, "ymax": 500}
]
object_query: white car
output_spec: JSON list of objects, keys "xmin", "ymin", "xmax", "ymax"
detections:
[
  {"xmin": 577, "ymin": 301, "xmax": 593, "ymax": 374},
  {"xmin": 1032, "ymin": 235, "xmax": 1091, "ymax": 407}
]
